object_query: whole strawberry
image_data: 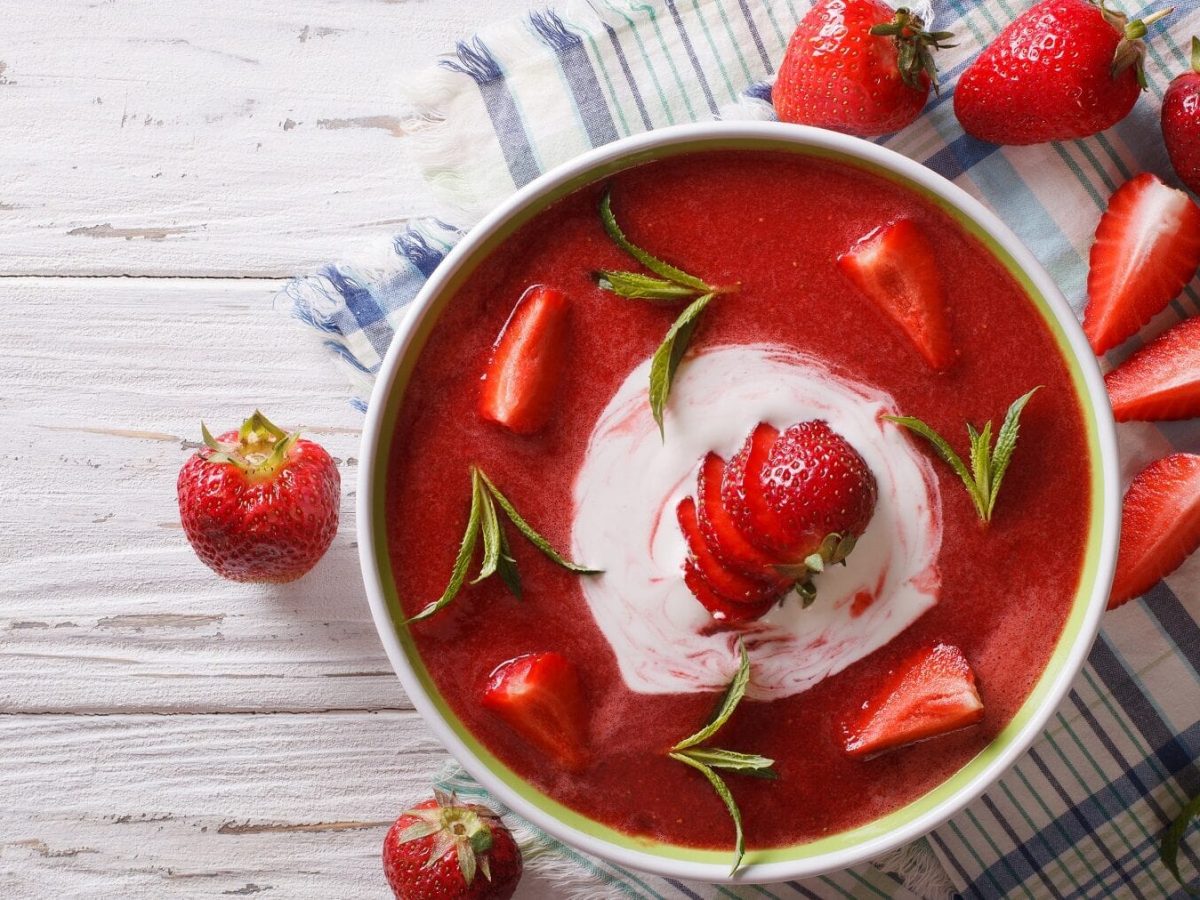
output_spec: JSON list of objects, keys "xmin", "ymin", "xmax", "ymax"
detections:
[
  {"xmin": 1163, "ymin": 37, "xmax": 1200, "ymax": 194},
  {"xmin": 955, "ymin": 0, "xmax": 1170, "ymax": 145},
  {"xmin": 382, "ymin": 792, "xmax": 522, "ymax": 900},
  {"xmin": 774, "ymin": 0, "xmax": 954, "ymax": 137},
  {"xmin": 177, "ymin": 411, "xmax": 339, "ymax": 582}
]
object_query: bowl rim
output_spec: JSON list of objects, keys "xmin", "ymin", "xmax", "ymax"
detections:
[{"xmin": 357, "ymin": 121, "xmax": 1120, "ymax": 884}]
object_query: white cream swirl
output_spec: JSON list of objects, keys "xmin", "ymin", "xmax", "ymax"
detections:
[{"xmin": 571, "ymin": 344, "xmax": 943, "ymax": 700}]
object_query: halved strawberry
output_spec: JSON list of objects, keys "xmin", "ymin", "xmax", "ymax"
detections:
[
  {"xmin": 696, "ymin": 453, "xmax": 782, "ymax": 582},
  {"xmin": 843, "ymin": 643, "xmax": 984, "ymax": 758},
  {"xmin": 1105, "ymin": 317, "xmax": 1200, "ymax": 421},
  {"xmin": 1108, "ymin": 453, "xmax": 1200, "ymax": 609},
  {"xmin": 482, "ymin": 651, "xmax": 588, "ymax": 771},
  {"xmin": 682, "ymin": 561, "xmax": 776, "ymax": 623},
  {"xmin": 677, "ymin": 497, "xmax": 788, "ymax": 603},
  {"xmin": 478, "ymin": 285, "xmax": 570, "ymax": 435},
  {"xmin": 721, "ymin": 423, "xmax": 782, "ymax": 555},
  {"xmin": 838, "ymin": 219, "xmax": 954, "ymax": 372},
  {"xmin": 1084, "ymin": 174, "xmax": 1200, "ymax": 355}
]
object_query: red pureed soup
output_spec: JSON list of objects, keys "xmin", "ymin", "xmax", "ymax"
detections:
[{"xmin": 384, "ymin": 150, "xmax": 1091, "ymax": 851}]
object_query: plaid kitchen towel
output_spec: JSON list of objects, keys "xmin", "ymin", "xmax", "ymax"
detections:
[{"xmin": 285, "ymin": 0, "xmax": 1200, "ymax": 896}]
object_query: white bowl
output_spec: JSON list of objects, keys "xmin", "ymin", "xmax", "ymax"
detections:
[{"xmin": 358, "ymin": 122, "xmax": 1120, "ymax": 884}]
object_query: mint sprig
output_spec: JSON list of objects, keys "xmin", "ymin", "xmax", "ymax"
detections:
[
  {"xmin": 596, "ymin": 188, "xmax": 738, "ymax": 438},
  {"xmin": 407, "ymin": 466, "xmax": 600, "ymax": 623},
  {"xmin": 884, "ymin": 386, "xmax": 1040, "ymax": 523},
  {"xmin": 1162, "ymin": 792, "xmax": 1200, "ymax": 895},
  {"xmin": 668, "ymin": 640, "xmax": 776, "ymax": 874}
]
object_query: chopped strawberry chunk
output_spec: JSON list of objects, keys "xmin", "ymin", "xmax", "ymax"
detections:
[
  {"xmin": 677, "ymin": 497, "xmax": 788, "ymax": 604},
  {"xmin": 682, "ymin": 561, "xmax": 776, "ymax": 623},
  {"xmin": 1109, "ymin": 453, "xmax": 1200, "ymax": 609},
  {"xmin": 843, "ymin": 643, "xmax": 984, "ymax": 758},
  {"xmin": 478, "ymin": 285, "xmax": 570, "ymax": 435},
  {"xmin": 482, "ymin": 651, "xmax": 588, "ymax": 771},
  {"xmin": 696, "ymin": 453, "xmax": 783, "ymax": 582},
  {"xmin": 1105, "ymin": 317, "xmax": 1200, "ymax": 422},
  {"xmin": 838, "ymin": 219, "xmax": 954, "ymax": 372},
  {"xmin": 1084, "ymin": 174, "xmax": 1200, "ymax": 355},
  {"xmin": 721, "ymin": 423, "xmax": 782, "ymax": 555}
]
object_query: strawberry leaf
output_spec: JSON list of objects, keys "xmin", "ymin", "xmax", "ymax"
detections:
[
  {"xmin": 600, "ymin": 189, "xmax": 712, "ymax": 292},
  {"xmin": 1161, "ymin": 792, "xmax": 1200, "ymax": 895},
  {"xmin": 672, "ymin": 639, "xmax": 751, "ymax": 751},
  {"xmin": 593, "ymin": 270, "xmax": 700, "ymax": 302},
  {"xmin": 986, "ymin": 386, "xmax": 1040, "ymax": 519},
  {"xmin": 408, "ymin": 472, "xmax": 483, "ymax": 623},
  {"xmin": 478, "ymin": 471, "xmax": 602, "ymax": 574},
  {"xmin": 649, "ymin": 292, "xmax": 714, "ymax": 438},
  {"xmin": 668, "ymin": 752, "xmax": 747, "ymax": 874}
]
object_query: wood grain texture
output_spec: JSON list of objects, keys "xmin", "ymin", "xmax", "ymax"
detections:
[{"xmin": 0, "ymin": 0, "xmax": 532, "ymax": 277}]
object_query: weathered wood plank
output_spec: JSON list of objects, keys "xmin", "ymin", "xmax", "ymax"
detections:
[{"xmin": 0, "ymin": 0, "xmax": 529, "ymax": 277}]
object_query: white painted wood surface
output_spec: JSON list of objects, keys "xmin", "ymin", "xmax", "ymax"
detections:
[{"xmin": 0, "ymin": 2, "xmax": 570, "ymax": 896}]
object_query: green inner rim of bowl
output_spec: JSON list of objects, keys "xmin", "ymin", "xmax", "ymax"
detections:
[{"xmin": 369, "ymin": 138, "xmax": 1106, "ymax": 866}]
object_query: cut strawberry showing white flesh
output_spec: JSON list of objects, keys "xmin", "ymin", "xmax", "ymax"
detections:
[
  {"xmin": 482, "ymin": 651, "xmax": 589, "ymax": 772},
  {"xmin": 1105, "ymin": 316, "xmax": 1200, "ymax": 421},
  {"xmin": 478, "ymin": 285, "xmax": 571, "ymax": 435},
  {"xmin": 1084, "ymin": 173, "xmax": 1200, "ymax": 356},
  {"xmin": 843, "ymin": 643, "xmax": 984, "ymax": 758},
  {"xmin": 1109, "ymin": 453, "xmax": 1200, "ymax": 609}
]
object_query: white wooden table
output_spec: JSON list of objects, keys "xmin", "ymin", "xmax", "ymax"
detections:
[{"xmin": 0, "ymin": 2, "xmax": 569, "ymax": 896}]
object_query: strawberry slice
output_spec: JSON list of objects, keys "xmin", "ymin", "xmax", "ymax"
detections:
[
  {"xmin": 721, "ymin": 423, "xmax": 783, "ymax": 555},
  {"xmin": 682, "ymin": 561, "xmax": 776, "ymax": 623},
  {"xmin": 696, "ymin": 453, "xmax": 783, "ymax": 582},
  {"xmin": 677, "ymin": 497, "xmax": 788, "ymax": 604},
  {"xmin": 482, "ymin": 651, "xmax": 588, "ymax": 771},
  {"xmin": 1084, "ymin": 173, "xmax": 1200, "ymax": 355},
  {"xmin": 1108, "ymin": 453, "xmax": 1200, "ymax": 609},
  {"xmin": 478, "ymin": 285, "xmax": 570, "ymax": 435},
  {"xmin": 838, "ymin": 219, "xmax": 954, "ymax": 372},
  {"xmin": 843, "ymin": 643, "xmax": 984, "ymax": 758},
  {"xmin": 1105, "ymin": 317, "xmax": 1200, "ymax": 421}
]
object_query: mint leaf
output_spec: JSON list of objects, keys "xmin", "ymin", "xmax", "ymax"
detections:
[
  {"xmin": 1162, "ymin": 792, "xmax": 1200, "ymax": 895},
  {"xmin": 885, "ymin": 414, "xmax": 987, "ymax": 519},
  {"xmin": 672, "ymin": 639, "xmax": 751, "ymax": 751},
  {"xmin": 471, "ymin": 469, "xmax": 502, "ymax": 585},
  {"xmin": 600, "ymin": 189, "xmax": 712, "ymax": 292},
  {"xmin": 668, "ymin": 752, "xmax": 747, "ymax": 874},
  {"xmin": 478, "ymin": 471, "xmax": 602, "ymax": 575},
  {"xmin": 593, "ymin": 270, "xmax": 700, "ymax": 302},
  {"xmin": 649, "ymin": 292, "xmax": 714, "ymax": 438},
  {"xmin": 967, "ymin": 420, "xmax": 992, "ymax": 501},
  {"xmin": 986, "ymin": 386, "xmax": 1040, "ymax": 519},
  {"xmin": 676, "ymin": 747, "xmax": 777, "ymax": 779},
  {"xmin": 495, "ymin": 525, "xmax": 522, "ymax": 599},
  {"xmin": 408, "ymin": 472, "xmax": 483, "ymax": 623}
]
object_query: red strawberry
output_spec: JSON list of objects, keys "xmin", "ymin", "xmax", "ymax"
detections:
[
  {"xmin": 382, "ymin": 791, "xmax": 522, "ymax": 900},
  {"xmin": 954, "ymin": 0, "xmax": 1169, "ymax": 145},
  {"xmin": 1105, "ymin": 317, "xmax": 1200, "ymax": 421},
  {"xmin": 677, "ymin": 497, "xmax": 788, "ymax": 603},
  {"xmin": 1084, "ymin": 173, "xmax": 1200, "ymax": 355},
  {"xmin": 838, "ymin": 219, "xmax": 954, "ymax": 372},
  {"xmin": 696, "ymin": 453, "xmax": 782, "ymax": 582},
  {"xmin": 721, "ymin": 422, "xmax": 781, "ymax": 553},
  {"xmin": 774, "ymin": 1, "xmax": 954, "ymax": 137},
  {"xmin": 479, "ymin": 285, "xmax": 570, "ymax": 435},
  {"xmin": 177, "ymin": 411, "xmax": 339, "ymax": 583},
  {"xmin": 482, "ymin": 652, "xmax": 588, "ymax": 772},
  {"xmin": 1108, "ymin": 453, "xmax": 1200, "ymax": 609},
  {"xmin": 759, "ymin": 420, "xmax": 878, "ymax": 560},
  {"xmin": 843, "ymin": 643, "xmax": 984, "ymax": 758},
  {"xmin": 1163, "ymin": 38, "xmax": 1200, "ymax": 195},
  {"xmin": 683, "ymin": 560, "xmax": 777, "ymax": 623}
]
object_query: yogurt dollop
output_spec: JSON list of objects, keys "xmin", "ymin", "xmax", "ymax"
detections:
[{"xmin": 571, "ymin": 344, "xmax": 943, "ymax": 701}]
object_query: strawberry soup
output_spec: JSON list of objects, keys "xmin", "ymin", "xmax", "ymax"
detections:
[{"xmin": 383, "ymin": 150, "xmax": 1093, "ymax": 854}]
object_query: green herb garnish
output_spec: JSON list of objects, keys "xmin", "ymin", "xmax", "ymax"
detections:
[
  {"xmin": 1162, "ymin": 792, "xmax": 1200, "ymax": 895},
  {"xmin": 668, "ymin": 640, "xmax": 776, "ymax": 874},
  {"xmin": 407, "ymin": 466, "xmax": 600, "ymax": 623},
  {"xmin": 884, "ymin": 386, "xmax": 1040, "ymax": 523},
  {"xmin": 595, "ymin": 188, "xmax": 738, "ymax": 437}
]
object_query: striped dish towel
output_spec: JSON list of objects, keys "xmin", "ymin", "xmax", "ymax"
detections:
[{"xmin": 286, "ymin": 1, "xmax": 1200, "ymax": 896}]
